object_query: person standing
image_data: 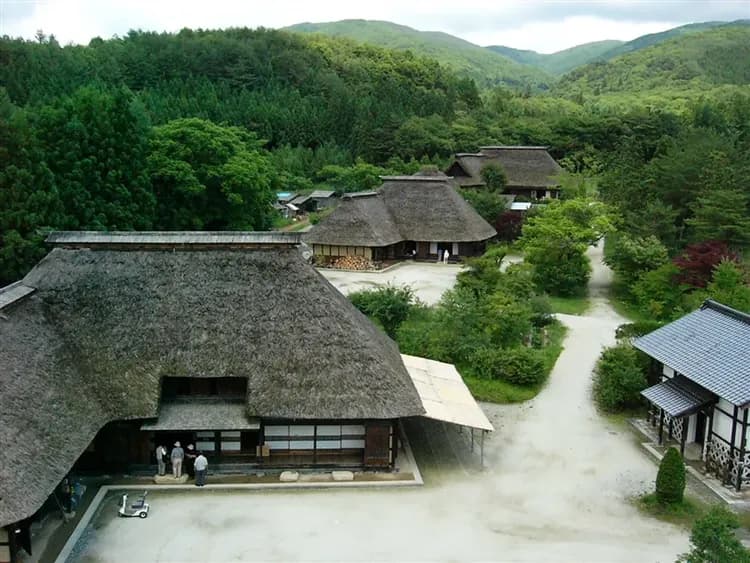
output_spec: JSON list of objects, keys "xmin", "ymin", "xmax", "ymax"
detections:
[
  {"xmin": 194, "ymin": 452, "xmax": 208, "ymax": 487},
  {"xmin": 171, "ymin": 441, "xmax": 184, "ymax": 478},
  {"xmin": 443, "ymin": 249, "xmax": 450, "ymax": 264},
  {"xmin": 185, "ymin": 444, "xmax": 197, "ymax": 478},
  {"xmin": 155, "ymin": 444, "xmax": 167, "ymax": 476}
]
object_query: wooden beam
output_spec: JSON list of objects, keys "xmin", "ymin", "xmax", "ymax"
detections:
[
  {"xmin": 728, "ymin": 405, "xmax": 739, "ymax": 485},
  {"xmin": 705, "ymin": 407, "xmax": 714, "ymax": 461},
  {"xmin": 680, "ymin": 415, "xmax": 688, "ymax": 456}
]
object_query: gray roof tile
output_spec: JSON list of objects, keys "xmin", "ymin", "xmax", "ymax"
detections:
[{"xmin": 634, "ymin": 301, "xmax": 750, "ymax": 405}]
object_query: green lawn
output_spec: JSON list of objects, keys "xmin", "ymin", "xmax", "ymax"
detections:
[
  {"xmin": 636, "ymin": 492, "xmax": 709, "ymax": 529},
  {"xmin": 465, "ymin": 322, "xmax": 568, "ymax": 404},
  {"xmin": 548, "ymin": 295, "xmax": 590, "ymax": 315}
]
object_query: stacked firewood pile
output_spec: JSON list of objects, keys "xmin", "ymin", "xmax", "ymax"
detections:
[{"xmin": 331, "ymin": 256, "xmax": 375, "ymax": 270}]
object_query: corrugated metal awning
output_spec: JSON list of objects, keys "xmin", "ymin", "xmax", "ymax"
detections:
[
  {"xmin": 141, "ymin": 401, "xmax": 260, "ymax": 431},
  {"xmin": 641, "ymin": 376, "xmax": 716, "ymax": 418},
  {"xmin": 401, "ymin": 354, "xmax": 494, "ymax": 431}
]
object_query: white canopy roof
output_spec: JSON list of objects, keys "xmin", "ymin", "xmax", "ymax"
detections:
[{"xmin": 401, "ymin": 354, "xmax": 494, "ymax": 431}]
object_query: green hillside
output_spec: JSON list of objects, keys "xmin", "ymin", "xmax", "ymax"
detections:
[
  {"xmin": 488, "ymin": 40, "xmax": 623, "ymax": 75},
  {"xmin": 598, "ymin": 20, "xmax": 748, "ymax": 60},
  {"xmin": 556, "ymin": 25, "xmax": 750, "ymax": 97},
  {"xmin": 286, "ymin": 20, "xmax": 553, "ymax": 90}
]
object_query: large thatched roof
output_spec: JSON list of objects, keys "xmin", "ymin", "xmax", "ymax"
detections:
[
  {"xmin": 305, "ymin": 177, "xmax": 496, "ymax": 247},
  {"xmin": 449, "ymin": 146, "xmax": 562, "ymax": 189},
  {"xmin": 0, "ymin": 232, "xmax": 424, "ymax": 526}
]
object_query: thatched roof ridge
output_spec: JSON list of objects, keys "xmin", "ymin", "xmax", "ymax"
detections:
[
  {"xmin": 306, "ymin": 177, "xmax": 495, "ymax": 246},
  {"xmin": 0, "ymin": 243, "xmax": 423, "ymax": 526},
  {"xmin": 379, "ymin": 178, "xmax": 496, "ymax": 242},
  {"xmin": 47, "ymin": 231, "xmax": 301, "ymax": 248},
  {"xmin": 450, "ymin": 146, "xmax": 562, "ymax": 189}
]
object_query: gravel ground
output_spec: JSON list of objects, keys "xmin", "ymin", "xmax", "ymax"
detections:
[{"xmin": 66, "ymin": 246, "xmax": 689, "ymax": 562}]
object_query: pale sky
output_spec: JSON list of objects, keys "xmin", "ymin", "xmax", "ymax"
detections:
[{"xmin": 1, "ymin": 0, "xmax": 748, "ymax": 53}]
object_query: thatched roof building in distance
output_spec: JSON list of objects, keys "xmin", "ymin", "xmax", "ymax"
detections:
[
  {"xmin": 447, "ymin": 146, "xmax": 563, "ymax": 199},
  {"xmin": 1, "ymin": 231, "xmax": 428, "ymax": 531},
  {"xmin": 304, "ymin": 175, "xmax": 496, "ymax": 263}
]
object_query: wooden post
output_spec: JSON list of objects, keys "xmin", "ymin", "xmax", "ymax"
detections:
[
  {"xmin": 705, "ymin": 407, "xmax": 714, "ymax": 461},
  {"xmin": 470, "ymin": 428, "xmax": 474, "ymax": 452},
  {"xmin": 737, "ymin": 408, "xmax": 748, "ymax": 491},
  {"xmin": 658, "ymin": 409, "xmax": 664, "ymax": 445},
  {"xmin": 480, "ymin": 430, "xmax": 485, "ymax": 469},
  {"xmin": 680, "ymin": 415, "xmax": 688, "ymax": 456},
  {"xmin": 727, "ymin": 405, "xmax": 739, "ymax": 485},
  {"xmin": 668, "ymin": 417, "xmax": 673, "ymax": 440}
]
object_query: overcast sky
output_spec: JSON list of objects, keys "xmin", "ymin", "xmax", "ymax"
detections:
[{"xmin": 1, "ymin": 0, "xmax": 748, "ymax": 53}]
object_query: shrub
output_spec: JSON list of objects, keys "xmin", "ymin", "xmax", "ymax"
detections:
[
  {"xmin": 615, "ymin": 321, "xmax": 664, "ymax": 340},
  {"xmin": 472, "ymin": 347, "xmax": 545, "ymax": 386},
  {"xmin": 655, "ymin": 447, "xmax": 686, "ymax": 505},
  {"xmin": 679, "ymin": 506, "xmax": 750, "ymax": 563},
  {"xmin": 349, "ymin": 285, "xmax": 418, "ymax": 338},
  {"xmin": 592, "ymin": 343, "xmax": 648, "ymax": 412}
]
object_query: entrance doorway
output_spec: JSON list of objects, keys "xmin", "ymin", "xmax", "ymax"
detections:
[{"xmin": 695, "ymin": 412, "xmax": 707, "ymax": 445}]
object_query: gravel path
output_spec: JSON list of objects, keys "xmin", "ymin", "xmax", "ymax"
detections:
[{"xmin": 68, "ymin": 246, "xmax": 689, "ymax": 562}]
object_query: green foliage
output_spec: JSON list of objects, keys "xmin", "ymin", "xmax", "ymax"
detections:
[
  {"xmin": 632, "ymin": 263, "xmax": 688, "ymax": 321},
  {"xmin": 148, "ymin": 118, "xmax": 276, "ymax": 230},
  {"xmin": 316, "ymin": 161, "xmax": 391, "ymax": 195},
  {"xmin": 655, "ymin": 447, "xmax": 686, "ymax": 505},
  {"xmin": 605, "ymin": 233, "xmax": 669, "ymax": 290},
  {"xmin": 473, "ymin": 347, "xmax": 545, "ymax": 385},
  {"xmin": 687, "ymin": 188, "xmax": 750, "ymax": 249},
  {"xmin": 479, "ymin": 163, "xmax": 507, "ymax": 192},
  {"xmin": 520, "ymin": 199, "xmax": 611, "ymax": 296},
  {"xmin": 349, "ymin": 285, "xmax": 420, "ymax": 339},
  {"xmin": 679, "ymin": 506, "xmax": 750, "ymax": 563},
  {"xmin": 592, "ymin": 343, "xmax": 648, "ymax": 412},
  {"xmin": 460, "ymin": 189, "xmax": 510, "ymax": 225},
  {"xmin": 488, "ymin": 40, "xmax": 624, "ymax": 75},
  {"xmin": 286, "ymin": 20, "xmax": 553, "ymax": 91},
  {"xmin": 615, "ymin": 321, "xmax": 664, "ymax": 340}
]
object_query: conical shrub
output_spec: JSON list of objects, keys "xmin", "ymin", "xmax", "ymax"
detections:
[{"xmin": 656, "ymin": 447, "xmax": 686, "ymax": 504}]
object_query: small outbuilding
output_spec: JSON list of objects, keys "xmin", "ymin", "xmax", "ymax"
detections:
[
  {"xmin": 304, "ymin": 175, "xmax": 496, "ymax": 263},
  {"xmin": 446, "ymin": 146, "xmax": 562, "ymax": 200},
  {"xmin": 635, "ymin": 300, "xmax": 750, "ymax": 490}
]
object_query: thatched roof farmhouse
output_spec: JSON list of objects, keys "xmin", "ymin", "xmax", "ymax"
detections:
[
  {"xmin": 1, "ymin": 232, "xmax": 431, "ymax": 531},
  {"xmin": 447, "ymin": 146, "xmax": 563, "ymax": 199},
  {"xmin": 305, "ymin": 175, "xmax": 496, "ymax": 263}
]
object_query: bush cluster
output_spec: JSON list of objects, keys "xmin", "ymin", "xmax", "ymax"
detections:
[
  {"xmin": 592, "ymin": 343, "xmax": 648, "ymax": 412},
  {"xmin": 473, "ymin": 347, "xmax": 546, "ymax": 386}
]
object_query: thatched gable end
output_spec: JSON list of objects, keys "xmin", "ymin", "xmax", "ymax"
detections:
[{"xmin": 0, "ymin": 241, "xmax": 423, "ymax": 527}]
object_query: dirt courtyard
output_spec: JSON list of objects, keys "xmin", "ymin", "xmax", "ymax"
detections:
[
  {"xmin": 63, "ymin": 247, "xmax": 689, "ymax": 562},
  {"xmin": 318, "ymin": 261, "xmax": 462, "ymax": 305}
]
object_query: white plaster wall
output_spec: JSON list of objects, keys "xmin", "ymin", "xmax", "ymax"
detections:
[{"xmin": 713, "ymin": 399, "xmax": 737, "ymax": 445}]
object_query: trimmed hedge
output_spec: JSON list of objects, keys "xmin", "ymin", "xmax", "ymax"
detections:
[
  {"xmin": 473, "ymin": 347, "xmax": 545, "ymax": 386},
  {"xmin": 656, "ymin": 447, "xmax": 686, "ymax": 504}
]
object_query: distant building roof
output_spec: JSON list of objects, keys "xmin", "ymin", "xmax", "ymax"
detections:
[
  {"xmin": 289, "ymin": 194, "xmax": 311, "ymax": 206},
  {"xmin": 448, "ymin": 146, "xmax": 562, "ymax": 189},
  {"xmin": 46, "ymin": 231, "xmax": 301, "ymax": 248},
  {"xmin": 309, "ymin": 190, "xmax": 335, "ymax": 199},
  {"xmin": 634, "ymin": 300, "xmax": 750, "ymax": 406},
  {"xmin": 276, "ymin": 192, "xmax": 297, "ymax": 203},
  {"xmin": 510, "ymin": 202, "xmax": 532, "ymax": 211},
  {"xmin": 305, "ymin": 176, "xmax": 496, "ymax": 247}
]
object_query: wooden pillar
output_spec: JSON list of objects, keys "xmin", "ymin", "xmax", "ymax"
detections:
[
  {"xmin": 470, "ymin": 428, "xmax": 474, "ymax": 452},
  {"xmin": 737, "ymin": 408, "xmax": 748, "ymax": 491},
  {"xmin": 668, "ymin": 417, "xmax": 673, "ymax": 440},
  {"xmin": 658, "ymin": 409, "xmax": 664, "ymax": 445},
  {"xmin": 727, "ymin": 405, "xmax": 739, "ymax": 485},
  {"xmin": 705, "ymin": 407, "xmax": 714, "ymax": 461},
  {"xmin": 680, "ymin": 415, "xmax": 688, "ymax": 456}
]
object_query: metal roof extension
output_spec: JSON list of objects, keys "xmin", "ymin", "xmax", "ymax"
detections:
[
  {"xmin": 641, "ymin": 376, "xmax": 717, "ymax": 417},
  {"xmin": 633, "ymin": 300, "xmax": 750, "ymax": 406},
  {"xmin": 401, "ymin": 354, "xmax": 494, "ymax": 431}
]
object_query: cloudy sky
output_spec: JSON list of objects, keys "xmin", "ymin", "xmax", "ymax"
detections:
[{"xmin": 1, "ymin": 0, "xmax": 748, "ymax": 53}]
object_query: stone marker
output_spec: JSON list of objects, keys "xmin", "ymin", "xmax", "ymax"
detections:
[
  {"xmin": 332, "ymin": 471, "xmax": 354, "ymax": 482},
  {"xmin": 279, "ymin": 471, "xmax": 299, "ymax": 482}
]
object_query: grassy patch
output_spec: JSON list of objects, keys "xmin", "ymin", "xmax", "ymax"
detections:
[
  {"xmin": 636, "ymin": 492, "xmax": 708, "ymax": 528},
  {"xmin": 548, "ymin": 295, "xmax": 590, "ymax": 315},
  {"xmin": 464, "ymin": 321, "xmax": 568, "ymax": 404}
]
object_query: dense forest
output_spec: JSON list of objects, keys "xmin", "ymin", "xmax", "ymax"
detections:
[{"xmin": 1, "ymin": 24, "xmax": 750, "ymax": 297}]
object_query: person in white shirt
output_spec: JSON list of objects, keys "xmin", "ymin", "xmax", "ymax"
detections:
[
  {"xmin": 155, "ymin": 444, "xmax": 167, "ymax": 476},
  {"xmin": 194, "ymin": 452, "xmax": 208, "ymax": 487}
]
